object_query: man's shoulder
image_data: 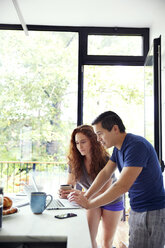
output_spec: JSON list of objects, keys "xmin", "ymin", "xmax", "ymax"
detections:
[
  {"xmin": 126, "ymin": 133, "xmax": 149, "ymax": 145},
  {"xmin": 123, "ymin": 133, "xmax": 151, "ymax": 154}
]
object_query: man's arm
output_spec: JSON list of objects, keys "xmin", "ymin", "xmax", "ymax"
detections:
[
  {"xmin": 89, "ymin": 166, "xmax": 142, "ymax": 208},
  {"xmin": 69, "ymin": 166, "xmax": 142, "ymax": 208},
  {"xmin": 84, "ymin": 159, "xmax": 117, "ymax": 199}
]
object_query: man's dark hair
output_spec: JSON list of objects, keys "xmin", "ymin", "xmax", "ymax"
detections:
[{"xmin": 92, "ymin": 111, "xmax": 126, "ymax": 133}]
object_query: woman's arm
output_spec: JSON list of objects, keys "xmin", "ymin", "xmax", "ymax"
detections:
[
  {"xmin": 66, "ymin": 172, "xmax": 76, "ymax": 187},
  {"xmin": 84, "ymin": 160, "xmax": 117, "ymax": 199}
]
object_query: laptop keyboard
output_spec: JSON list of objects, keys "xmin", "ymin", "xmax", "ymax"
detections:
[{"xmin": 47, "ymin": 199, "xmax": 65, "ymax": 209}]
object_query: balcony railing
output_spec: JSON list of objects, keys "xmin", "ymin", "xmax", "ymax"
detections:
[{"xmin": 0, "ymin": 161, "xmax": 68, "ymax": 194}]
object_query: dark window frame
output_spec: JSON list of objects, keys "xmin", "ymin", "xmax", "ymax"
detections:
[
  {"xmin": 79, "ymin": 27, "xmax": 149, "ymax": 66},
  {"xmin": 0, "ymin": 24, "xmax": 149, "ymax": 124}
]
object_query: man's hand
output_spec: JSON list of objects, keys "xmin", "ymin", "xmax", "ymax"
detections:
[{"xmin": 68, "ymin": 191, "xmax": 90, "ymax": 209}]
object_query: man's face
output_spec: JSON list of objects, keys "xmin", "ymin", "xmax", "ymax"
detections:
[{"xmin": 93, "ymin": 122, "xmax": 115, "ymax": 149}]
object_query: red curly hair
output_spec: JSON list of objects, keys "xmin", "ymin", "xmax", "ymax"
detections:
[{"xmin": 67, "ymin": 125, "xmax": 109, "ymax": 181}]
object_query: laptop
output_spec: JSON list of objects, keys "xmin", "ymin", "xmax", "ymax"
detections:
[{"xmin": 23, "ymin": 173, "xmax": 81, "ymax": 210}]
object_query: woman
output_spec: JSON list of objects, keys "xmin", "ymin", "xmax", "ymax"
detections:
[{"xmin": 59, "ymin": 125, "xmax": 124, "ymax": 248}]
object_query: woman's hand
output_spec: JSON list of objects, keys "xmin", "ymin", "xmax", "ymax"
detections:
[
  {"xmin": 58, "ymin": 188, "xmax": 82, "ymax": 199},
  {"xmin": 58, "ymin": 188, "xmax": 73, "ymax": 199},
  {"xmin": 67, "ymin": 191, "xmax": 90, "ymax": 209}
]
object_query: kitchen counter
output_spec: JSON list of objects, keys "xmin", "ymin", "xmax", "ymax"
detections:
[{"xmin": 0, "ymin": 204, "xmax": 92, "ymax": 248}]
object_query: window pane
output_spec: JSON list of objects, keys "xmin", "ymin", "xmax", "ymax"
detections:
[
  {"xmin": 88, "ymin": 35, "xmax": 143, "ymax": 56},
  {"xmin": 84, "ymin": 65, "xmax": 144, "ymax": 216},
  {"xmin": 83, "ymin": 66, "xmax": 144, "ymax": 136},
  {"xmin": 144, "ymin": 47, "xmax": 154, "ymax": 146},
  {"xmin": 0, "ymin": 30, "xmax": 78, "ymax": 162}
]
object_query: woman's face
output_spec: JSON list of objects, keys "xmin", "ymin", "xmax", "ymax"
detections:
[{"xmin": 75, "ymin": 132, "xmax": 91, "ymax": 156}]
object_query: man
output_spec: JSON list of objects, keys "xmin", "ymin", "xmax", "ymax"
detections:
[{"xmin": 68, "ymin": 111, "xmax": 165, "ymax": 248}]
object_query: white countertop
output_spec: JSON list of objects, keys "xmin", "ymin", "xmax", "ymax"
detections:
[{"xmin": 0, "ymin": 204, "xmax": 92, "ymax": 248}]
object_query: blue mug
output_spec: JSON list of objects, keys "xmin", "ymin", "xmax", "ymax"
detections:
[{"xmin": 30, "ymin": 192, "xmax": 53, "ymax": 214}]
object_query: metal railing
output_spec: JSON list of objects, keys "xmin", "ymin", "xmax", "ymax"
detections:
[{"xmin": 0, "ymin": 161, "xmax": 68, "ymax": 193}]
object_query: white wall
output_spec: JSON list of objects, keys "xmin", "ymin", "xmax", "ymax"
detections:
[{"xmin": 0, "ymin": 0, "xmax": 157, "ymax": 27}]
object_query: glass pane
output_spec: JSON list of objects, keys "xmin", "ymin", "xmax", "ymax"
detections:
[
  {"xmin": 83, "ymin": 66, "xmax": 144, "ymax": 136},
  {"xmin": 88, "ymin": 35, "xmax": 143, "ymax": 56},
  {"xmin": 0, "ymin": 30, "xmax": 78, "ymax": 162},
  {"xmin": 84, "ymin": 65, "xmax": 144, "ymax": 216},
  {"xmin": 144, "ymin": 46, "xmax": 154, "ymax": 146}
]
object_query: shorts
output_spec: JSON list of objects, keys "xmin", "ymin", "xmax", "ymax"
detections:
[
  {"xmin": 101, "ymin": 200, "xmax": 124, "ymax": 211},
  {"xmin": 128, "ymin": 208, "xmax": 165, "ymax": 248}
]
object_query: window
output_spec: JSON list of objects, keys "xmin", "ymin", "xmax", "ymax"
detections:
[
  {"xmin": 88, "ymin": 35, "xmax": 143, "ymax": 56},
  {"xmin": 0, "ymin": 25, "xmax": 150, "ymax": 214},
  {"xmin": 83, "ymin": 65, "xmax": 144, "ymax": 136},
  {"xmin": 0, "ymin": 29, "xmax": 78, "ymax": 161},
  {"xmin": 0, "ymin": 25, "xmax": 149, "ymax": 162}
]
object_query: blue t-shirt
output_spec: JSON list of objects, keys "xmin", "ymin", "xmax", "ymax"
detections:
[{"xmin": 110, "ymin": 133, "xmax": 165, "ymax": 212}]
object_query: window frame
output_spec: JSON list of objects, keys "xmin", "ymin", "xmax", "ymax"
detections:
[
  {"xmin": 0, "ymin": 24, "xmax": 149, "ymax": 125},
  {"xmin": 79, "ymin": 27, "xmax": 149, "ymax": 66}
]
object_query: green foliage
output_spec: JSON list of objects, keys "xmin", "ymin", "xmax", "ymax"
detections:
[{"xmin": 0, "ymin": 30, "xmax": 78, "ymax": 162}]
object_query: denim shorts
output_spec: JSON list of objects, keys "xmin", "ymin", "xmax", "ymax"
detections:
[
  {"xmin": 101, "ymin": 200, "xmax": 124, "ymax": 211},
  {"xmin": 128, "ymin": 208, "xmax": 165, "ymax": 248}
]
